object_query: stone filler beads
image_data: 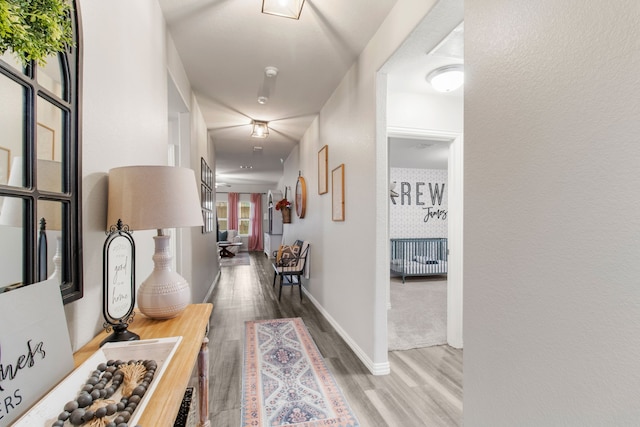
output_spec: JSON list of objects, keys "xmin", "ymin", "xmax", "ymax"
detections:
[{"xmin": 50, "ymin": 359, "xmax": 157, "ymax": 427}]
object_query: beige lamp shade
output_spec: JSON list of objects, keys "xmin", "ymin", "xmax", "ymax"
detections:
[{"xmin": 107, "ymin": 165, "xmax": 203, "ymax": 231}]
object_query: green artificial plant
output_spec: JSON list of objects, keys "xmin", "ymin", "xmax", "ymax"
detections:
[{"xmin": 0, "ymin": 0, "xmax": 73, "ymax": 66}]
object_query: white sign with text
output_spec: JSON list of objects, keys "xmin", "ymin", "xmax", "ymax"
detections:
[{"xmin": 0, "ymin": 279, "xmax": 74, "ymax": 426}]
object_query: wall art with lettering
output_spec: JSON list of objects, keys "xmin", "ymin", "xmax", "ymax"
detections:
[
  {"xmin": 390, "ymin": 167, "xmax": 448, "ymax": 238},
  {"xmin": 0, "ymin": 279, "xmax": 74, "ymax": 426}
]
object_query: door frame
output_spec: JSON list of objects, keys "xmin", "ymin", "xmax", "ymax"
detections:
[{"xmin": 387, "ymin": 126, "xmax": 463, "ymax": 348}]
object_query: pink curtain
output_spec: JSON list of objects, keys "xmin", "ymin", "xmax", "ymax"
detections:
[
  {"xmin": 228, "ymin": 192, "xmax": 239, "ymax": 230},
  {"xmin": 248, "ymin": 193, "xmax": 263, "ymax": 251}
]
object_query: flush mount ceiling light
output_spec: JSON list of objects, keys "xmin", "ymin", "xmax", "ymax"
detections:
[
  {"xmin": 257, "ymin": 96, "xmax": 269, "ymax": 105},
  {"xmin": 427, "ymin": 64, "xmax": 464, "ymax": 92},
  {"xmin": 251, "ymin": 120, "xmax": 269, "ymax": 138},
  {"xmin": 265, "ymin": 66, "xmax": 279, "ymax": 77},
  {"xmin": 262, "ymin": 0, "xmax": 305, "ymax": 19}
]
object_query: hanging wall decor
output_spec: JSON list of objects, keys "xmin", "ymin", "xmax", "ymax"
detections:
[
  {"xmin": 201, "ymin": 157, "xmax": 214, "ymax": 233},
  {"xmin": 332, "ymin": 164, "xmax": 345, "ymax": 221},
  {"xmin": 296, "ymin": 173, "xmax": 307, "ymax": 218},
  {"xmin": 318, "ymin": 145, "xmax": 328, "ymax": 195}
]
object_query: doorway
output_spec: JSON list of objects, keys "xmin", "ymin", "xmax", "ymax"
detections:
[{"xmin": 378, "ymin": 8, "xmax": 464, "ymax": 349}]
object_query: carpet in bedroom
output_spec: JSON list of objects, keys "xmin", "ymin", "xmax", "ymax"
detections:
[{"xmin": 388, "ymin": 276, "xmax": 447, "ymax": 351}]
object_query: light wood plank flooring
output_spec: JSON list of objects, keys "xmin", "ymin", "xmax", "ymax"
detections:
[{"xmin": 207, "ymin": 252, "xmax": 462, "ymax": 426}]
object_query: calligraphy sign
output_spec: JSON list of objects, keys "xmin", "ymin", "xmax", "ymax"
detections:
[
  {"xmin": 0, "ymin": 279, "xmax": 74, "ymax": 426},
  {"xmin": 101, "ymin": 221, "xmax": 138, "ymax": 346}
]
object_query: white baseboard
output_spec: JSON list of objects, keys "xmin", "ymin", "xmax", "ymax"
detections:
[
  {"xmin": 302, "ymin": 287, "xmax": 390, "ymax": 376},
  {"xmin": 202, "ymin": 270, "xmax": 221, "ymax": 303}
]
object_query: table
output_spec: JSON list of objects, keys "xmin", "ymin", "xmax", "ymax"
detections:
[
  {"xmin": 218, "ymin": 241, "xmax": 242, "ymax": 258},
  {"xmin": 73, "ymin": 304, "xmax": 213, "ymax": 427}
]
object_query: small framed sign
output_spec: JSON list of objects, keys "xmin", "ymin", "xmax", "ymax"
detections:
[{"xmin": 102, "ymin": 219, "xmax": 139, "ymax": 346}]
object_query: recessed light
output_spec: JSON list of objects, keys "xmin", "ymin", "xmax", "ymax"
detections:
[{"xmin": 258, "ymin": 96, "xmax": 268, "ymax": 104}]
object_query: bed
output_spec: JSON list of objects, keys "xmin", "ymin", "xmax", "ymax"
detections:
[{"xmin": 390, "ymin": 238, "xmax": 448, "ymax": 283}]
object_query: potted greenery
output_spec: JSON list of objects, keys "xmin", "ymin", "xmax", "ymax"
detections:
[{"xmin": 0, "ymin": 0, "xmax": 74, "ymax": 66}]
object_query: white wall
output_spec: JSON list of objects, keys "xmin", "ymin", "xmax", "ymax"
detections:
[
  {"xmin": 387, "ymin": 91, "xmax": 462, "ymax": 132},
  {"xmin": 465, "ymin": 1, "xmax": 640, "ymax": 424},
  {"xmin": 64, "ymin": 0, "xmax": 217, "ymax": 350},
  {"xmin": 187, "ymin": 95, "xmax": 220, "ymax": 303},
  {"xmin": 278, "ymin": 0, "xmax": 440, "ymax": 374}
]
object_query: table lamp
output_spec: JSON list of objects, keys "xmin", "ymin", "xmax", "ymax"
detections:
[{"xmin": 107, "ymin": 165, "xmax": 204, "ymax": 319}]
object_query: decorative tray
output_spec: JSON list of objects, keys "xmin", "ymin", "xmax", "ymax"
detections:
[{"xmin": 12, "ymin": 336, "xmax": 182, "ymax": 426}]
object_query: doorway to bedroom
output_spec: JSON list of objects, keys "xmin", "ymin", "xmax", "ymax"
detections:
[
  {"xmin": 382, "ymin": 11, "xmax": 464, "ymax": 351},
  {"xmin": 387, "ymin": 135, "xmax": 452, "ymax": 350}
]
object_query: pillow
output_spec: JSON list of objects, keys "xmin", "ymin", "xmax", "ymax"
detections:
[
  {"xmin": 277, "ymin": 244, "xmax": 301, "ymax": 267},
  {"xmin": 218, "ymin": 230, "xmax": 228, "ymax": 242}
]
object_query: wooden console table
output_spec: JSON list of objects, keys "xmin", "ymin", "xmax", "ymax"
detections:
[{"xmin": 73, "ymin": 303, "xmax": 213, "ymax": 427}]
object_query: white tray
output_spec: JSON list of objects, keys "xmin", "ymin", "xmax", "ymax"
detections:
[{"xmin": 12, "ymin": 336, "xmax": 182, "ymax": 426}]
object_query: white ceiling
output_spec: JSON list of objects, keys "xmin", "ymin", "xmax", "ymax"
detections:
[
  {"xmin": 384, "ymin": 0, "xmax": 464, "ymax": 171},
  {"xmin": 389, "ymin": 137, "xmax": 450, "ymax": 170},
  {"xmin": 159, "ymin": 0, "xmax": 398, "ymax": 186},
  {"xmin": 160, "ymin": 0, "xmax": 463, "ymax": 184}
]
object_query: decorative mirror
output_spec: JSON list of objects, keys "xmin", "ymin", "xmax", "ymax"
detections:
[
  {"xmin": 101, "ymin": 219, "xmax": 139, "ymax": 346},
  {"xmin": 295, "ymin": 174, "xmax": 307, "ymax": 218}
]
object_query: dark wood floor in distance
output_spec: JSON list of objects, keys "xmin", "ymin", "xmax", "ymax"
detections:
[{"xmin": 207, "ymin": 252, "xmax": 462, "ymax": 426}]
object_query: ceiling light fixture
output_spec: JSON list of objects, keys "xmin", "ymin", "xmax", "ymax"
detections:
[
  {"xmin": 426, "ymin": 64, "xmax": 464, "ymax": 92},
  {"xmin": 257, "ymin": 96, "xmax": 269, "ymax": 105},
  {"xmin": 265, "ymin": 66, "xmax": 279, "ymax": 78},
  {"xmin": 262, "ymin": 0, "xmax": 305, "ymax": 20},
  {"xmin": 251, "ymin": 120, "xmax": 269, "ymax": 138}
]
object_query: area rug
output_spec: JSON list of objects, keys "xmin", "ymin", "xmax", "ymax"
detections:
[
  {"xmin": 219, "ymin": 251, "xmax": 250, "ymax": 267},
  {"xmin": 388, "ymin": 277, "xmax": 447, "ymax": 351},
  {"xmin": 242, "ymin": 318, "xmax": 359, "ymax": 427}
]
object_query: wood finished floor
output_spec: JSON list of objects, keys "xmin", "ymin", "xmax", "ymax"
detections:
[{"xmin": 206, "ymin": 252, "xmax": 463, "ymax": 426}]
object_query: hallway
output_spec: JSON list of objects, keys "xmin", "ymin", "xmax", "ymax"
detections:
[{"xmin": 207, "ymin": 252, "xmax": 462, "ymax": 426}]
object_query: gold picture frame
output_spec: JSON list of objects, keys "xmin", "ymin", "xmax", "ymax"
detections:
[
  {"xmin": 318, "ymin": 145, "xmax": 328, "ymax": 195},
  {"xmin": 331, "ymin": 164, "xmax": 345, "ymax": 221}
]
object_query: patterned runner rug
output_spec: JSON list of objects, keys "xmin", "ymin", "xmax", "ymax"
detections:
[{"xmin": 242, "ymin": 318, "xmax": 360, "ymax": 427}]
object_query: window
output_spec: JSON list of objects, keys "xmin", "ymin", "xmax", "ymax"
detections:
[
  {"xmin": 239, "ymin": 201, "xmax": 250, "ymax": 235},
  {"xmin": 216, "ymin": 201, "xmax": 228, "ymax": 231},
  {"xmin": 0, "ymin": 2, "xmax": 82, "ymax": 303}
]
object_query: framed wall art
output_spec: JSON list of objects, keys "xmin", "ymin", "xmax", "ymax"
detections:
[
  {"xmin": 318, "ymin": 145, "xmax": 328, "ymax": 195},
  {"xmin": 37, "ymin": 122, "xmax": 55, "ymax": 160},
  {"xmin": 331, "ymin": 164, "xmax": 345, "ymax": 221},
  {"xmin": 0, "ymin": 146, "xmax": 9, "ymax": 184},
  {"xmin": 200, "ymin": 157, "xmax": 214, "ymax": 233}
]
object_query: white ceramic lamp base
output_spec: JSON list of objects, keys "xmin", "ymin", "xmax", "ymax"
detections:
[{"xmin": 138, "ymin": 234, "xmax": 191, "ymax": 319}]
